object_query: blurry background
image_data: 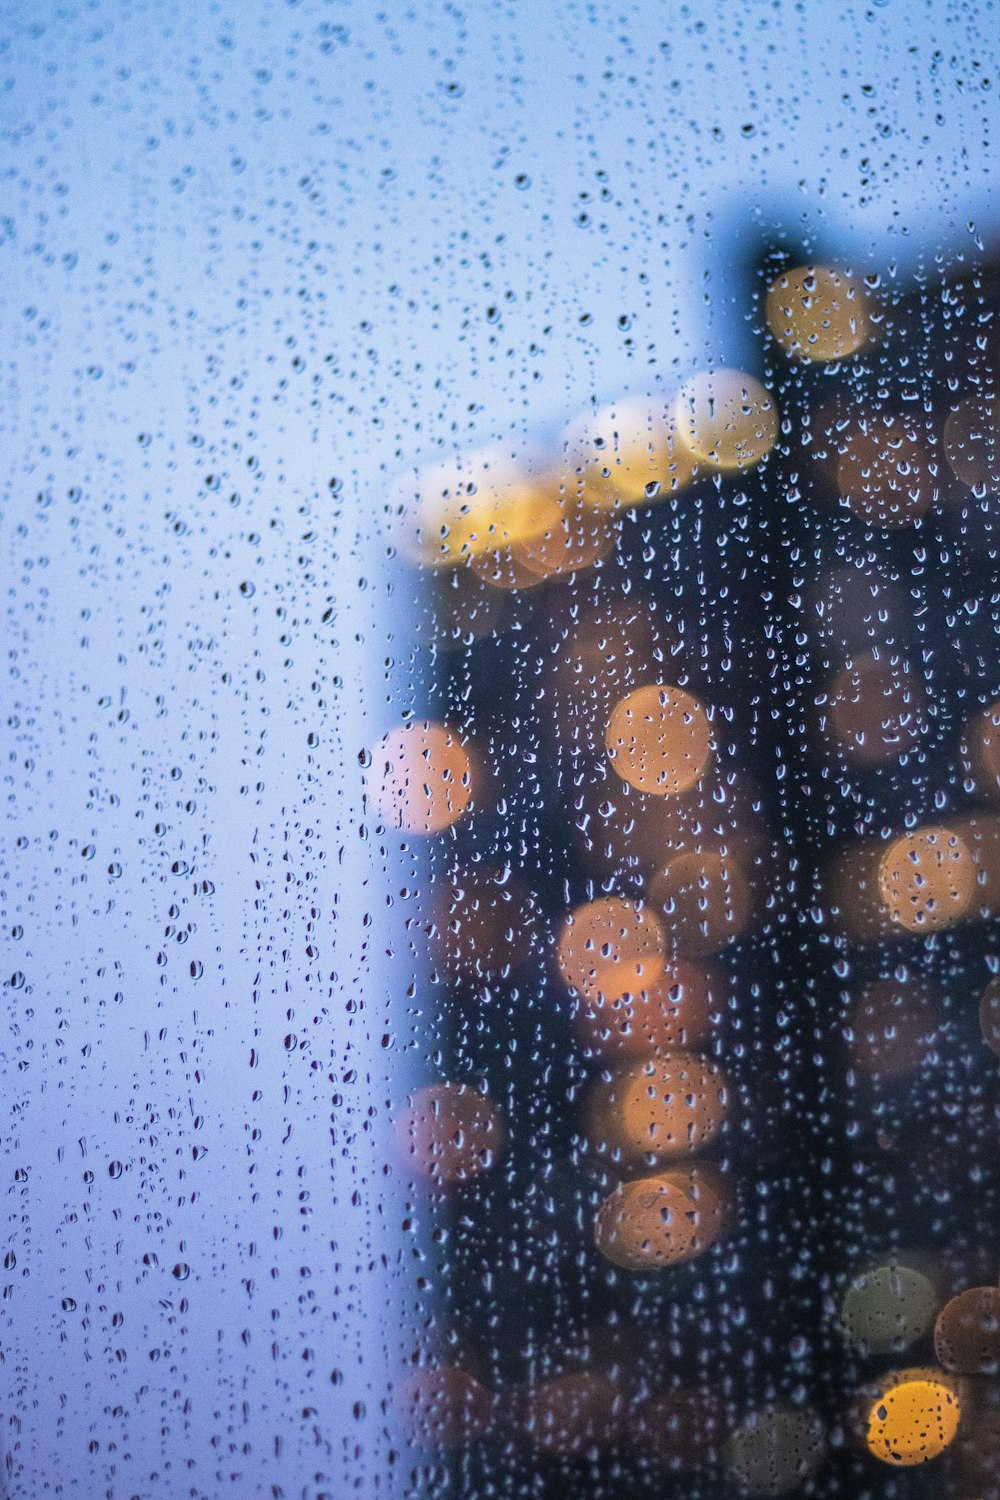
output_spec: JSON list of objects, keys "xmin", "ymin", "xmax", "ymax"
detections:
[{"xmin": 2, "ymin": 1, "xmax": 999, "ymax": 1496}]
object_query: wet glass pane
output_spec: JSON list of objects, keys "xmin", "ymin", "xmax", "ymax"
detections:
[{"xmin": 3, "ymin": 3, "xmax": 1000, "ymax": 1498}]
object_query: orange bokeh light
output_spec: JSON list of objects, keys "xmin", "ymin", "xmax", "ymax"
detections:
[
  {"xmin": 631, "ymin": 1386, "xmax": 725, "ymax": 1472},
  {"xmin": 827, "ymin": 653, "xmax": 927, "ymax": 764},
  {"xmin": 934, "ymin": 1287, "xmax": 1000, "ymax": 1375},
  {"xmin": 585, "ymin": 1049, "xmax": 729, "ymax": 1162},
  {"xmin": 878, "ymin": 826, "xmax": 976, "ymax": 933},
  {"xmin": 943, "ymin": 394, "xmax": 1000, "ymax": 491},
  {"xmin": 593, "ymin": 1163, "xmax": 732, "ymax": 1269},
  {"xmin": 605, "ymin": 683, "xmax": 713, "ymax": 796},
  {"xmin": 963, "ymin": 699, "xmax": 1000, "ymax": 802},
  {"xmin": 395, "ymin": 1082, "xmax": 505, "ymax": 1187},
  {"xmin": 502, "ymin": 1372, "xmax": 621, "ymax": 1456},
  {"xmin": 394, "ymin": 1366, "xmax": 493, "ymax": 1449},
  {"xmin": 847, "ymin": 977, "xmax": 939, "ymax": 1080},
  {"xmin": 649, "ymin": 848, "xmax": 753, "ymax": 955},
  {"xmin": 836, "ymin": 415, "xmax": 935, "ymax": 527},
  {"xmin": 574, "ymin": 959, "xmax": 721, "ymax": 1059},
  {"xmin": 979, "ymin": 976, "xmax": 1000, "ymax": 1057},
  {"xmin": 429, "ymin": 871, "xmax": 537, "ymax": 983},
  {"xmin": 555, "ymin": 896, "xmax": 666, "ymax": 1003},
  {"xmin": 372, "ymin": 720, "xmax": 475, "ymax": 834}
]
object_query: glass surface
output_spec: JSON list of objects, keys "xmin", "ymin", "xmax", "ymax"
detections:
[{"xmin": 3, "ymin": 3, "xmax": 1000, "ymax": 1498}]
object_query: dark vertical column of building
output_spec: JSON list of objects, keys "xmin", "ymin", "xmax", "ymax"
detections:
[{"xmin": 729, "ymin": 247, "xmax": 1000, "ymax": 1497}]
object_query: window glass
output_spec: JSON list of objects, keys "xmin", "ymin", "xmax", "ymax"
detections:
[{"xmin": 3, "ymin": 4, "xmax": 999, "ymax": 1498}]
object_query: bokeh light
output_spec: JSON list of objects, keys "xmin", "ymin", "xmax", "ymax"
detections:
[
  {"xmin": 847, "ymin": 977, "xmax": 939, "ymax": 1079},
  {"xmin": 395, "ymin": 1082, "xmax": 505, "ymax": 1187},
  {"xmin": 955, "ymin": 1385, "xmax": 1000, "ymax": 1493},
  {"xmin": 836, "ymin": 414, "xmax": 935, "ymax": 527},
  {"xmin": 555, "ymin": 896, "xmax": 666, "ymax": 1003},
  {"xmin": 394, "ymin": 1366, "xmax": 493, "ymax": 1449},
  {"xmin": 472, "ymin": 493, "xmax": 617, "ymax": 590},
  {"xmin": 863, "ymin": 1368, "xmax": 961, "ymax": 1466},
  {"xmin": 400, "ymin": 452, "xmax": 564, "ymax": 567},
  {"xmin": 934, "ymin": 1286, "xmax": 1000, "ymax": 1374},
  {"xmin": 963, "ymin": 699, "xmax": 1000, "ymax": 802},
  {"xmin": 585, "ymin": 1050, "xmax": 729, "ymax": 1162},
  {"xmin": 826, "ymin": 652, "xmax": 927, "ymax": 764},
  {"xmin": 574, "ymin": 763, "xmax": 765, "ymax": 880},
  {"xmin": 943, "ymin": 394, "xmax": 1000, "ymax": 491},
  {"xmin": 593, "ymin": 1163, "xmax": 732, "ymax": 1269},
  {"xmin": 469, "ymin": 543, "xmax": 549, "ymax": 592},
  {"xmin": 649, "ymin": 847, "xmax": 754, "ymax": 955},
  {"xmin": 605, "ymin": 683, "xmax": 713, "ymax": 796},
  {"xmin": 878, "ymin": 826, "xmax": 976, "ymax": 933},
  {"xmin": 431, "ymin": 565, "xmax": 511, "ymax": 647},
  {"xmin": 979, "ymin": 976, "xmax": 1000, "ymax": 1057},
  {"xmin": 561, "ymin": 396, "xmax": 700, "ymax": 510},
  {"xmin": 766, "ymin": 264, "xmax": 871, "ymax": 362},
  {"xmin": 674, "ymin": 370, "xmax": 779, "ymax": 471},
  {"xmin": 631, "ymin": 1386, "xmax": 724, "ymax": 1473},
  {"xmin": 574, "ymin": 959, "xmax": 721, "ymax": 1059},
  {"xmin": 429, "ymin": 871, "xmax": 537, "ymax": 983},
  {"xmin": 511, "ymin": 495, "xmax": 617, "ymax": 580},
  {"xmin": 501, "ymin": 1372, "xmax": 621, "ymax": 1456},
  {"xmin": 840, "ymin": 1260, "xmax": 941, "ymax": 1355},
  {"xmin": 725, "ymin": 1407, "xmax": 826, "ymax": 1496},
  {"xmin": 372, "ymin": 719, "xmax": 476, "ymax": 833}
]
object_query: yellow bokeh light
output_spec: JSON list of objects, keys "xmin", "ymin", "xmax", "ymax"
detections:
[
  {"xmin": 585, "ymin": 1049, "xmax": 729, "ymax": 1162},
  {"xmin": 469, "ymin": 545, "xmax": 548, "ymax": 592},
  {"xmin": 593, "ymin": 1163, "xmax": 732, "ymax": 1270},
  {"xmin": 561, "ymin": 396, "xmax": 700, "ymax": 511},
  {"xmin": 555, "ymin": 896, "xmax": 666, "ymax": 1003},
  {"xmin": 519, "ymin": 497, "xmax": 616, "ymax": 577},
  {"xmin": 605, "ymin": 683, "xmax": 713, "ymax": 796},
  {"xmin": 372, "ymin": 720, "xmax": 476, "ymax": 833},
  {"xmin": 766, "ymin": 264, "xmax": 871, "ymax": 362},
  {"xmin": 673, "ymin": 369, "xmax": 778, "ymax": 471},
  {"xmin": 473, "ymin": 495, "xmax": 617, "ymax": 591},
  {"xmin": 877, "ymin": 826, "xmax": 976, "ymax": 932},
  {"xmin": 864, "ymin": 1369, "xmax": 960, "ymax": 1466},
  {"xmin": 395, "ymin": 1082, "xmax": 505, "ymax": 1187},
  {"xmin": 399, "ymin": 452, "xmax": 565, "ymax": 568}
]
